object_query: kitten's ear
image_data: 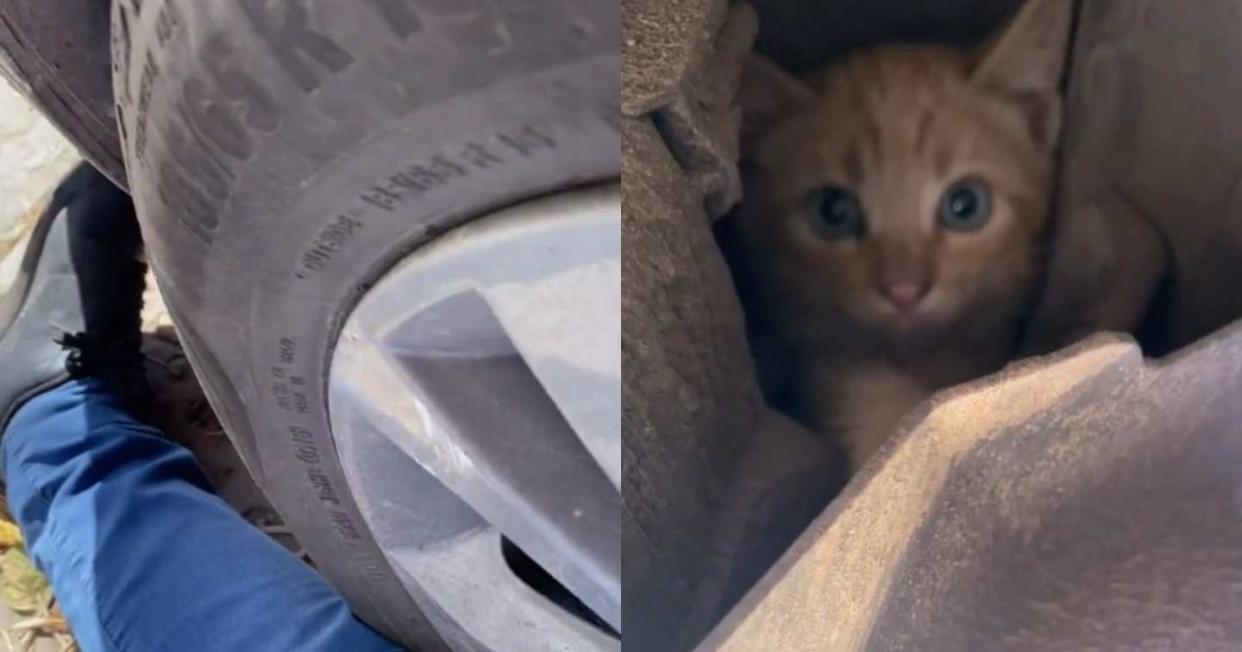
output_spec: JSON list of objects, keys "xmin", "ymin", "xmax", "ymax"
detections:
[
  {"xmin": 971, "ymin": 0, "xmax": 1073, "ymax": 152},
  {"xmin": 739, "ymin": 54, "xmax": 815, "ymax": 156}
]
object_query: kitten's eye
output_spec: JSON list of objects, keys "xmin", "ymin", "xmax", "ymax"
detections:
[
  {"xmin": 810, "ymin": 186, "xmax": 865, "ymax": 238},
  {"xmin": 938, "ymin": 179, "xmax": 992, "ymax": 232}
]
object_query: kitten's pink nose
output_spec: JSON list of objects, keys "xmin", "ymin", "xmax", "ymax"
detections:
[{"xmin": 882, "ymin": 282, "xmax": 928, "ymax": 311}]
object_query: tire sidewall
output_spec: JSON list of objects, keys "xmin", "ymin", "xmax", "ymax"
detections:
[{"xmin": 113, "ymin": 1, "xmax": 619, "ymax": 647}]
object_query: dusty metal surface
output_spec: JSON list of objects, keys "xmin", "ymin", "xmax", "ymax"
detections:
[
  {"xmin": 700, "ymin": 336, "xmax": 1132, "ymax": 649},
  {"xmin": 622, "ymin": 0, "xmax": 730, "ymax": 117},
  {"xmin": 623, "ymin": 113, "xmax": 769, "ymax": 652},
  {"xmin": 1025, "ymin": 0, "xmax": 1242, "ymax": 357},
  {"xmin": 621, "ymin": 12, "xmax": 838, "ymax": 645},
  {"xmin": 704, "ymin": 326, "xmax": 1242, "ymax": 650},
  {"xmin": 624, "ymin": 0, "xmax": 757, "ymax": 219}
]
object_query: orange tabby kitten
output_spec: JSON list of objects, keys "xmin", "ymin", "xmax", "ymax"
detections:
[{"xmin": 730, "ymin": 0, "xmax": 1071, "ymax": 472}]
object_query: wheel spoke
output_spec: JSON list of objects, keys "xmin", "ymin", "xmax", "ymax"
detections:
[
  {"xmin": 329, "ymin": 186, "xmax": 622, "ymax": 639},
  {"xmin": 388, "ymin": 529, "xmax": 619, "ymax": 652}
]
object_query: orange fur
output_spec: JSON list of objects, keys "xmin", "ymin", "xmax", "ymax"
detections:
[{"xmin": 730, "ymin": 0, "xmax": 1070, "ymax": 471}]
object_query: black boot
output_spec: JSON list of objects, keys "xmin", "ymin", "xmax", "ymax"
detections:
[{"xmin": 0, "ymin": 164, "xmax": 149, "ymax": 432}]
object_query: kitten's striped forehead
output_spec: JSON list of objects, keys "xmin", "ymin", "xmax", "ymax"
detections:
[{"xmin": 821, "ymin": 45, "xmax": 975, "ymax": 186}]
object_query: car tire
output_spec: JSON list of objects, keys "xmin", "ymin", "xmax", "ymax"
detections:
[
  {"xmin": 0, "ymin": 0, "xmax": 126, "ymax": 186},
  {"xmin": 111, "ymin": 1, "xmax": 619, "ymax": 648}
]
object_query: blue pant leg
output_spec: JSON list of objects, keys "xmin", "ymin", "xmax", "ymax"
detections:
[{"xmin": 1, "ymin": 378, "xmax": 399, "ymax": 652}]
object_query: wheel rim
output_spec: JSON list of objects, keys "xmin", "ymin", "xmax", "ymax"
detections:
[{"xmin": 328, "ymin": 184, "xmax": 620, "ymax": 650}]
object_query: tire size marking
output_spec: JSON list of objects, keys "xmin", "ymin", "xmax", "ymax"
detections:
[
  {"xmin": 292, "ymin": 123, "xmax": 559, "ymax": 280},
  {"xmin": 270, "ymin": 340, "xmax": 411, "ymax": 582},
  {"xmin": 272, "ymin": 350, "xmax": 365, "ymax": 544},
  {"xmin": 270, "ymin": 364, "xmax": 311, "ymax": 415},
  {"xmin": 295, "ymin": 213, "xmax": 366, "ymax": 280},
  {"xmin": 359, "ymin": 124, "xmax": 558, "ymax": 214},
  {"xmin": 271, "ymin": 339, "xmax": 348, "ymax": 522},
  {"xmin": 289, "ymin": 425, "xmax": 341, "ymax": 508}
]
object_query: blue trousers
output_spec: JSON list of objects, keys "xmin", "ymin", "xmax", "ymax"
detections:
[{"xmin": 1, "ymin": 378, "xmax": 399, "ymax": 651}]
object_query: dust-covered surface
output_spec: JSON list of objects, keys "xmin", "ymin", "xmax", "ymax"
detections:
[
  {"xmin": 703, "ymin": 337, "xmax": 1138, "ymax": 651},
  {"xmin": 704, "ymin": 324, "xmax": 1242, "ymax": 651},
  {"xmin": 624, "ymin": 112, "xmax": 841, "ymax": 651},
  {"xmin": 0, "ymin": 79, "xmax": 78, "ymax": 261},
  {"xmin": 1024, "ymin": 0, "xmax": 1242, "ymax": 356},
  {"xmin": 622, "ymin": 0, "xmax": 729, "ymax": 116}
]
